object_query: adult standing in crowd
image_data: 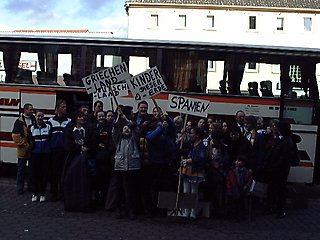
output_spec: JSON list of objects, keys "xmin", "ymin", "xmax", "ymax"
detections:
[
  {"xmin": 48, "ymin": 99, "xmax": 71, "ymax": 201},
  {"xmin": 243, "ymin": 115, "xmax": 265, "ymax": 172},
  {"xmin": 63, "ymin": 110, "xmax": 97, "ymax": 212},
  {"xmin": 12, "ymin": 103, "xmax": 35, "ymax": 195},
  {"xmin": 235, "ymin": 110, "xmax": 246, "ymax": 135},
  {"xmin": 145, "ymin": 112, "xmax": 177, "ymax": 217},
  {"xmin": 91, "ymin": 101, "xmax": 103, "ymax": 121},
  {"xmin": 133, "ymin": 100, "xmax": 151, "ymax": 126},
  {"xmin": 205, "ymin": 122, "xmax": 229, "ymax": 217},
  {"xmin": 94, "ymin": 110, "xmax": 115, "ymax": 208},
  {"xmin": 29, "ymin": 111, "xmax": 51, "ymax": 203},
  {"xmin": 264, "ymin": 120, "xmax": 297, "ymax": 218}
]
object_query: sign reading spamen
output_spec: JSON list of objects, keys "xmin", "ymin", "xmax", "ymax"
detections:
[
  {"xmin": 82, "ymin": 62, "xmax": 130, "ymax": 94},
  {"xmin": 126, "ymin": 66, "xmax": 167, "ymax": 101},
  {"xmin": 167, "ymin": 94, "xmax": 210, "ymax": 117}
]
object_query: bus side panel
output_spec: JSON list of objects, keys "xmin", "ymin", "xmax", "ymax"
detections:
[
  {"xmin": 0, "ymin": 88, "xmax": 20, "ymax": 164},
  {"xmin": 20, "ymin": 90, "xmax": 56, "ymax": 116},
  {"xmin": 0, "ymin": 116, "xmax": 19, "ymax": 164},
  {"xmin": 0, "ymin": 89, "xmax": 56, "ymax": 164},
  {"xmin": 287, "ymin": 124, "xmax": 318, "ymax": 183}
]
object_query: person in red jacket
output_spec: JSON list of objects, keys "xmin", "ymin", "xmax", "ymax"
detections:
[{"xmin": 226, "ymin": 155, "xmax": 253, "ymax": 220}]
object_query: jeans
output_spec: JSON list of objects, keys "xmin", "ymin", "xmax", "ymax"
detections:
[
  {"xmin": 183, "ymin": 179, "xmax": 199, "ymax": 218},
  {"xmin": 17, "ymin": 158, "xmax": 28, "ymax": 194}
]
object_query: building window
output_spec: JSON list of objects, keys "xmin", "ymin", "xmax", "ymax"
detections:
[
  {"xmin": 207, "ymin": 15, "xmax": 214, "ymax": 28},
  {"xmin": 245, "ymin": 62, "xmax": 259, "ymax": 72},
  {"xmin": 208, "ymin": 60, "xmax": 216, "ymax": 71},
  {"xmin": 150, "ymin": 14, "xmax": 159, "ymax": 27},
  {"xmin": 179, "ymin": 15, "xmax": 187, "ymax": 28},
  {"xmin": 271, "ymin": 64, "xmax": 280, "ymax": 74},
  {"xmin": 289, "ymin": 65, "xmax": 302, "ymax": 82},
  {"xmin": 304, "ymin": 17, "xmax": 312, "ymax": 31},
  {"xmin": 276, "ymin": 17, "xmax": 284, "ymax": 31},
  {"xmin": 248, "ymin": 62, "xmax": 257, "ymax": 70},
  {"xmin": 249, "ymin": 16, "xmax": 256, "ymax": 30}
]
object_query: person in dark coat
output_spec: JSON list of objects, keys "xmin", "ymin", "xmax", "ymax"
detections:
[
  {"xmin": 62, "ymin": 111, "xmax": 97, "ymax": 212},
  {"xmin": 243, "ymin": 115, "xmax": 265, "ymax": 173},
  {"xmin": 93, "ymin": 110, "xmax": 114, "ymax": 208},
  {"xmin": 264, "ymin": 120, "xmax": 296, "ymax": 218},
  {"xmin": 145, "ymin": 112, "xmax": 177, "ymax": 217},
  {"xmin": 224, "ymin": 124, "xmax": 252, "ymax": 170}
]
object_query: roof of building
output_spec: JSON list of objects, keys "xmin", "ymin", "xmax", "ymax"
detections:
[
  {"xmin": 0, "ymin": 30, "xmax": 114, "ymax": 37},
  {"xmin": 125, "ymin": 0, "xmax": 320, "ymax": 10}
]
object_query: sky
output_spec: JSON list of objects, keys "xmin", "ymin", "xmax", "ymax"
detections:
[{"xmin": 0, "ymin": 0, "xmax": 128, "ymax": 37}]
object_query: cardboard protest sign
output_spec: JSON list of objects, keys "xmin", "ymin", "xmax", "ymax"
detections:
[
  {"xmin": 167, "ymin": 94, "xmax": 210, "ymax": 118},
  {"xmin": 93, "ymin": 83, "xmax": 128, "ymax": 99},
  {"xmin": 126, "ymin": 66, "xmax": 167, "ymax": 101},
  {"xmin": 82, "ymin": 62, "xmax": 130, "ymax": 94}
]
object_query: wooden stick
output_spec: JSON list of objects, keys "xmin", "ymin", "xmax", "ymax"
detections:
[
  {"xmin": 108, "ymin": 84, "xmax": 119, "ymax": 108},
  {"xmin": 179, "ymin": 114, "xmax": 189, "ymax": 150},
  {"xmin": 175, "ymin": 114, "xmax": 189, "ymax": 209},
  {"xmin": 151, "ymin": 97, "xmax": 163, "ymax": 115}
]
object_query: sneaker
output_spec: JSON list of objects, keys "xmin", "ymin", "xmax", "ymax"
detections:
[
  {"xmin": 183, "ymin": 209, "xmax": 190, "ymax": 218},
  {"xmin": 31, "ymin": 195, "xmax": 38, "ymax": 202},
  {"xmin": 39, "ymin": 196, "xmax": 46, "ymax": 203}
]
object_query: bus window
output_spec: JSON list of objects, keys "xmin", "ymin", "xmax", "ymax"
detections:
[
  {"xmin": 129, "ymin": 56, "xmax": 149, "ymax": 76},
  {"xmin": 57, "ymin": 54, "xmax": 72, "ymax": 86},
  {"xmin": 241, "ymin": 62, "xmax": 281, "ymax": 97},
  {"xmin": 163, "ymin": 49, "xmax": 208, "ymax": 93},
  {"xmin": 19, "ymin": 52, "xmax": 39, "ymax": 84},
  {"xmin": 0, "ymin": 51, "xmax": 5, "ymax": 82},
  {"xmin": 206, "ymin": 60, "xmax": 224, "ymax": 94}
]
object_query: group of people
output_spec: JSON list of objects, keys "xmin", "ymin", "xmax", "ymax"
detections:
[{"xmin": 12, "ymin": 99, "xmax": 300, "ymax": 220}]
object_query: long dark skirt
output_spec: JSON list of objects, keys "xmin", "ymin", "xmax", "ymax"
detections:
[{"xmin": 62, "ymin": 152, "xmax": 92, "ymax": 212}]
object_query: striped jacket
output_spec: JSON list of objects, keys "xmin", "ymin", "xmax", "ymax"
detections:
[
  {"xmin": 48, "ymin": 116, "xmax": 71, "ymax": 150},
  {"xmin": 30, "ymin": 122, "xmax": 52, "ymax": 154}
]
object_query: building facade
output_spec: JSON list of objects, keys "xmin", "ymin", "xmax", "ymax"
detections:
[{"xmin": 124, "ymin": 0, "xmax": 320, "ymax": 95}]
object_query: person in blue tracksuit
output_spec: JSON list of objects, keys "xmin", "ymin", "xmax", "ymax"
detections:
[
  {"xmin": 47, "ymin": 99, "xmax": 71, "ymax": 201},
  {"xmin": 29, "ymin": 111, "xmax": 52, "ymax": 202}
]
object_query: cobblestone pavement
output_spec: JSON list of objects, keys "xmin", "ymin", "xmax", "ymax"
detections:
[{"xmin": 1, "ymin": 178, "xmax": 320, "ymax": 240}]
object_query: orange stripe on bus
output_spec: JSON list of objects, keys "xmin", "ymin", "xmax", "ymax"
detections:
[
  {"xmin": 0, "ymin": 142, "xmax": 16, "ymax": 148},
  {"xmin": 20, "ymin": 91, "xmax": 55, "ymax": 95},
  {"xmin": 0, "ymin": 86, "xmax": 56, "ymax": 94},
  {"xmin": 299, "ymin": 162, "xmax": 314, "ymax": 167}
]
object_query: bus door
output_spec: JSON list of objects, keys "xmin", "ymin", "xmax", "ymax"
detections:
[
  {"xmin": 282, "ymin": 99, "xmax": 317, "ymax": 183},
  {"xmin": 288, "ymin": 124, "xmax": 318, "ymax": 183}
]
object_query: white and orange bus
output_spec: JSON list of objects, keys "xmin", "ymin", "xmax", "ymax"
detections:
[{"xmin": 0, "ymin": 35, "xmax": 319, "ymax": 183}]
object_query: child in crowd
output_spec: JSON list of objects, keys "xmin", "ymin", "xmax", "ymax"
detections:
[
  {"xmin": 180, "ymin": 127, "xmax": 206, "ymax": 219},
  {"xmin": 112, "ymin": 107, "xmax": 141, "ymax": 220},
  {"xmin": 226, "ymin": 155, "xmax": 253, "ymax": 220}
]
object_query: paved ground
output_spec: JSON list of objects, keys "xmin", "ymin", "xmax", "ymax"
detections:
[{"xmin": 1, "ymin": 178, "xmax": 320, "ymax": 240}]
